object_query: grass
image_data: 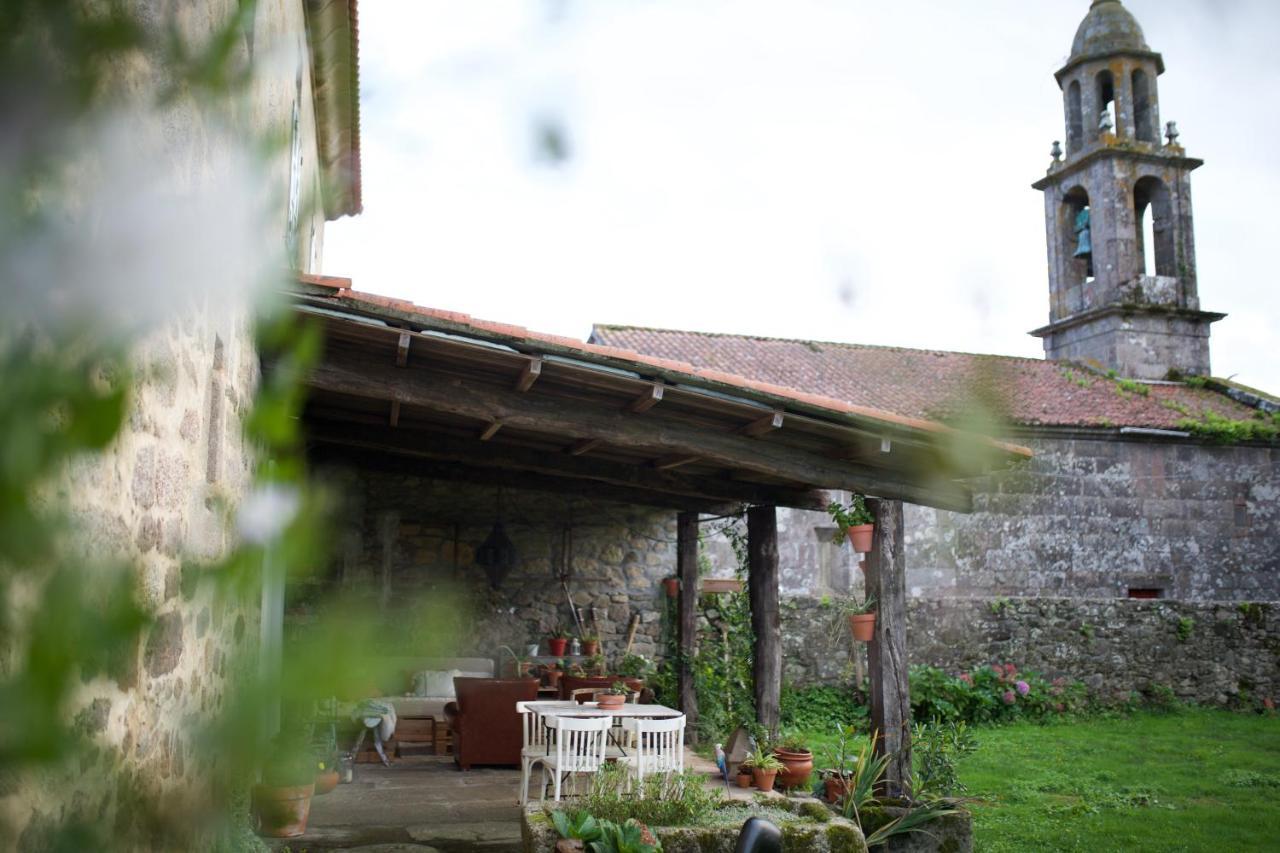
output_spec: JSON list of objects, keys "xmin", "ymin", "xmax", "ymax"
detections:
[{"xmin": 796, "ymin": 709, "xmax": 1280, "ymax": 852}]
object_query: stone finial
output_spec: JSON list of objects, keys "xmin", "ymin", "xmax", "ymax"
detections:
[
  {"xmin": 1165, "ymin": 120, "xmax": 1180, "ymax": 145},
  {"xmin": 1050, "ymin": 140, "xmax": 1063, "ymax": 162},
  {"xmin": 1099, "ymin": 110, "xmax": 1113, "ymax": 133}
]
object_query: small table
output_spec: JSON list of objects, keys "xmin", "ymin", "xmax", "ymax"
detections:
[{"xmin": 529, "ymin": 700, "xmax": 682, "ymax": 757}]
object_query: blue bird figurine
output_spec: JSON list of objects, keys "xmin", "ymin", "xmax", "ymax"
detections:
[{"xmin": 714, "ymin": 743, "xmax": 730, "ymax": 791}]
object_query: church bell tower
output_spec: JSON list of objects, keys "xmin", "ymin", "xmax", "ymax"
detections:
[{"xmin": 1031, "ymin": 0, "xmax": 1223, "ymax": 380}]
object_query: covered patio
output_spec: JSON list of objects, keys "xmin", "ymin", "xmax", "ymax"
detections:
[{"xmin": 272, "ymin": 274, "xmax": 1029, "ymax": 847}]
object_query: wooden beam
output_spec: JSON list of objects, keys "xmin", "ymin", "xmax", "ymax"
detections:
[
  {"xmin": 625, "ymin": 383, "xmax": 664, "ymax": 414},
  {"xmin": 567, "ymin": 438, "xmax": 601, "ymax": 456},
  {"xmin": 677, "ymin": 512, "xmax": 699, "ymax": 742},
  {"xmin": 748, "ymin": 505, "xmax": 781, "ymax": 736},
  {"xmin": 478, "ymin": 421, "xmax": 502, "ymax": 441},
  {"xmin": 389, "ymin": 400, "xmax": 400, "ymax": 428},
  {"xmin": 865, "ymin": 498, "xmax": 911, "ymax": 798},
  {"xmin": 312, "ymin": 446, "xmax": 732, "ymax": 514},
  {"xmin": 396, "ymin": 332, "xmax": 411, "ymax": 367},
  {"xmin": 304, "ymin": 421, "xmax": 830, "ymax": 511},
  {"xmin": 653, "ymin": 454, "xmax": 700, "ymax": 471},
  {"xmin": 300, "ymin": 354, "xmax": 972, "ymax": 511},
  {"xmin": 738, "ymin": 410, "xmax": 784, "ymax": 438},
  {"xmin": 515, "ymin": 358, "xmax": 542, "ymax": 392}
]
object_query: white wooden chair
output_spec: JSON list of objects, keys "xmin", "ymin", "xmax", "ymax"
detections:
[
  {"xmin": 517, "ymin": 701, "xmax": 549, "ymax": 805},
  {"xmin": 538, "ymin": 714, "xmax": 611, "ymax": 802},
  {"xmin": 616, "ymin": 715, "xmax": 685, "ymax": 793}
]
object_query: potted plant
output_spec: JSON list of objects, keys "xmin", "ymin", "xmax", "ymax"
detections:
[
  {"xmin": 821, "ymin": 723, "xmax": 859, "ymax": 803},
  {"xmin": 547, "ymin": 626, "xmax": 571, "ymax": 658},
  {"xmin": 742, "ymin": 748, "xmax": 784, "ymax": 792},
  {"xmin": 499, "ymin": 644, "xmax": 535, "ymax": 678},
  {"xmin": 585, "ymin": 653, "xmax": 606, "ymax": 676},
  {"xmin": 736, "ymin": 764, "xmax": 753, "ymax": 788},
  {"xmin": 579, "ymin": 633, "xmax": 600, "ymax": 657},
  {"xmin": 252, "ymin": 735, "xmax": 316, "ymax": 837},
  {"xmin": 617, "ymin": 653, "xmax": 651, "ymax": 680},
  {"xmin": 845, "ymin": 596, "xmax": 877, "ymax": 642},
  {"xmin": 773, "ymin": 733, "xmax": 814, "ymax": 789},
  {"xmin": 314, "ymin": 752, "xmax": 339, "ymax": 795},
  {"xmin": 595, "ymin": 680, "xmax": 630, "ymax": 709},
  {"xmin": 662, "ymin": 576, "xmax": 679, "ymax": 598},
  {"xmin": 544, "ymin": 660, "xmax": 564, "ymax": 689},
  {"xmin": 829, "ymin": 495, "xmax": 875, "ymax": 553}
]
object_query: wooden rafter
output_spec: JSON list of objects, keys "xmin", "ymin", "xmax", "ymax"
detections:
[
  {"xmin": 479, "ymin": 421, "xmax": 503, "ymax": 441},
  {"xmin": 739, "ymin": 410, "xmax": 784, "ymax": 437},
  {"xmin": 653, "ymin": 454, "xmax": 700, "ymax": 471},
  {"xmin": 567, "ymin": 438, "xmax": 601, "ymax": 456},
  {"xmin": 396, "ymin": 331, "xmax": 411, "ymax": 367},
  {"xmin": 515, "ymin": 357, "xmax": 542, "ymax": 392},
  {"xmin": 389, "ymin": 400, "xmax": 401, "ymax": 427},
  {"xmin": 624, "ymin": 382, "xmax": 664, "ymax": 414}
]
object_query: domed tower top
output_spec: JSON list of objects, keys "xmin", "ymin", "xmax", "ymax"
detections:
[{"xmin": 1058, "ymin": 1, "xmax": 1164, "ymax": 85}]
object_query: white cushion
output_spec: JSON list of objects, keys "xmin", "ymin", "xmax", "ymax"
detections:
[{"xmin": 413, "ymin": 669, "xmax": 459, "ymax": 698}]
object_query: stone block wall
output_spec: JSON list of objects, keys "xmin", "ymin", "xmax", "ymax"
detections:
[
  {"xmin": 301, "ymin": 465, "xmax": 680, "ymax": 666},
  {"xmin": 779, "ymin": 596, "xmax": 1280, "ymax": 707}
]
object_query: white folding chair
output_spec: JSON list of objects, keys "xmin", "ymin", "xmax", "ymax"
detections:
[
  {"xmin": 616, "ymin": 715, "xmax": 685, "ymax": 793},
  {"xmin": 539, "ymin": 714, "xmax": 611, "ymax": 802},
  {"xmin": 517, "ymin": 701, "xmax": 549, "ymax": 805}
]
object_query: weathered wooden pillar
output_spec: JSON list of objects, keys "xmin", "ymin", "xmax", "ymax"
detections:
[
  {"xmin": 865, "ymin": 498, "xmax": 911, "ymax": 797},
  {"xmin": 748, "ymin": 505, "xmax": 781, "ymax": 735},
  {"xmin": 676, "ymin": 511, "xmax": 699, "ymax": 741}
]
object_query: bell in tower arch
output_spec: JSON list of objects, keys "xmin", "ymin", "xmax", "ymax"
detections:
[{"xmin": 1072, "ymin": 207, "xmax": 1092, "ymax": 259}]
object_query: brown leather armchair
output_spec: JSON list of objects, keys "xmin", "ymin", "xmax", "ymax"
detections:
[
  {"xmin": 558, "ymin": 675, "xmax": 644, "ymax": 702},
  {"xmin": 443, "ymin": 677, "xmax": 539, "ymax": 770}
]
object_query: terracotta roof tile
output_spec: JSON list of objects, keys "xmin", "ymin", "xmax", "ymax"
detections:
[{"xmin": 590, "ymin": 324, "xmax": 1263, "ymax": 432}]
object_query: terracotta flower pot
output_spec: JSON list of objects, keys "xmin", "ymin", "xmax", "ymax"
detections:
[
  {"xmin": 845, "ymin": 524, "xmax": 875, "ymax": 553},
  {"xmin": 662, "ymin": 577, "xmax": 680, "ymax": 598},
  {"xmin": 848, "ymin": 612, "xmax": 877, "ymax": 642},
  {"xmin": 736, "ymin": 771, "xmax": 752, "ymax": 789},
  {"xmin": 314, "ymin": 769, "xmax": 339, "ymax": 796},
  {"xmin": 823, "ymin": 775, "xmax": 851, "ymax": 804},
  {"xmin": 772, "ymin": 748, "xmax": 813, "ymax": 789},
  {"xmin": 752, "ymin": 768, "xmax": 778, "ymax": 792},
  {"xmin": 581, "ymin": 640, "xmax": 599, "ymax": 657},
  {"xmin": 252, "ymin": 782, "xmax": 314, "ymax": 838},
  {"xmin": 595, "ymin": 691, "xmax": 626, "ymax": 708},
  {"xmin": 545, "ymin": 668, "xmax": 563, "ymax": 688},
  {"xmin": 548, "ymin": 637, "xmax": 569, "ymax": 657}
]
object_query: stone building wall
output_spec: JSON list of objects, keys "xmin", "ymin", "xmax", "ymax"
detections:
[
  {"xmin": 1, "ymin": 1, "xmax": 331, "ymax": 847},
  {"xmin": 301, "ymin": 465, "xmax": 680, "ymax": 666},
  {"xmin": 779, "ymin": 596, "xmax": 1280, "ymax": 707},
  {"xmin": 702, "ymin": 435, "xmax": 1279, "ymax": 604}
]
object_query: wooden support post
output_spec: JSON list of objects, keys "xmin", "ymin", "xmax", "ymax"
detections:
[
  {"xmin": 515, "ymin": 357, "xmax": 542, "ymax": 392},
  {"xmin": 865, "ymin": 498, "xmax": 911, "ymax": 797},
  {"xmin": 676, "ymin": 512, "xmax": 699, "ymax": 742},
  {"xmin": 748, "ymin": 504, "xmax": 781, "ymax": 736}
]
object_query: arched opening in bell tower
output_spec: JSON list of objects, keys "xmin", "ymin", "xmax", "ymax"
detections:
[
  {"xmin": 1063, "ymin": 186, "xmax": 1094, "ymax": 288},
  {"xmin": 1067, "ymin": 80, "xmax": 1084, "ymax": 154},
  {"xmin": 1094, "ymin": 70, "xmax": 1116, "ymax": 138},
  {"xmin": 1134, "ymin": 176, "xmax": 1175, "ymax": 277}
]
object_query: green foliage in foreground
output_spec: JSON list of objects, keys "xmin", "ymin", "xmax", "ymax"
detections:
[{"xmin": 958, "ymin": 709, "xmax": 1280, "ymax": 852}]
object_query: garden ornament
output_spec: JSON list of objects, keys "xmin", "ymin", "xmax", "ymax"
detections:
[
  {"xmin": 734, "ymin": 817, "xmax": 782, "ymax": 853},
  {"xmin": 715, "ymin": 743, "xmax": 730, "ymax": 791}
]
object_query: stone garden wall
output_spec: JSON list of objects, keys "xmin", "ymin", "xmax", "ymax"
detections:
[
  {"xmin": 303, "ymin": 466, "xmax": 679, "ymax": 666},
  {"xmin": 780, "ymin": 596, "xmax": 1280, "ymax": 706}
]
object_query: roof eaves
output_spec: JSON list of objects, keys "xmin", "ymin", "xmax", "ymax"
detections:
[{"xmin": 303, "ymin": 0, "xmax": 362, "ymax": 219}]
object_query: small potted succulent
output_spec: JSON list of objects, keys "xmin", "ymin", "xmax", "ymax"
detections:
[
  {"xmin": 252, "ymin": 735, "xmax": 316, "ymax": 837},
  {"xmin": 595, "ymin": 680, "xmax": 630, "ymax": 709},
  {"xmin": 547, "ymin": 626, "xmax": 571, "ymax": 657},
  {"xmin": 735, "ymin": 763, "xmax": 753, "ymax": 788},
  {"xmin": 314, "ymin": 751, "xmax": 340, "ymax": 795},
  {"xmin": 772, "ymin": 732, "xmax": 814, "ymax": 789},
  {"xmin": 579, "ymin": 633, "xmax": 600, "ymax": 657},
  {"xmin": 544, "ymin": 660, "xmax": 564, "ymax": 689},
  {"xmin": 742, "ymin": 748, "xmax": 784, "ymax": 792},
  {"xmin": 845, "ymin": 596, "xmax": 877, "ymax": 642},
  {"xmin": 829, "ymin": 495, "xmax": 875, "ymax": 553},
  {"xmin": 662, "ymin": 576, "xmax": 679, "ymax": 598}
]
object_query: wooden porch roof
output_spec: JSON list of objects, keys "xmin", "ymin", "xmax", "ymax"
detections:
[{"xmin": 288, "ymin": 275, "xmax": 1031, "ymax": 513}]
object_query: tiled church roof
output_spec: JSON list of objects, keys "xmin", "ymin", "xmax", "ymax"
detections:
[{"xmin": 589, "ymin": 325, "xmax": 1262, "ymax": 432}]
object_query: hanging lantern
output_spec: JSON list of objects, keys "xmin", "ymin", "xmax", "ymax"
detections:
[{"xmin": 475, "ymin": 519, "xmax": 517, "ymax": 589}]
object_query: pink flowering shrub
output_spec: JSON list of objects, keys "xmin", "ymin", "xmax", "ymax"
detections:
[{"xmin": 910, "ymin": 662, "xmax": 1089, "ymax": 724}]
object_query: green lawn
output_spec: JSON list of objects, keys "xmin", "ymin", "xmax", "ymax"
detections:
[{"xmin": 801, "ymin": 709, "xmax": 1280, "ymax": 852}]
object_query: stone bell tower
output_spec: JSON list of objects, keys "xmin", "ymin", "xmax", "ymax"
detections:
[{"xmin": 1030, "ymin": 0, "xmax": 1224, "ymax": 380}]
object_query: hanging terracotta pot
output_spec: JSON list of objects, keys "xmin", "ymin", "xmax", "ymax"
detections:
[
  {"xmin": 845, "ymin": 524, "xmax": 875, "ymax": 553},
  {"xmin": 662, "ymin": 577, "xmax": 679, "ymax": 598},
  {"xmin": 848, "ymin": 612, "xmax": 877, "ymax": 642}
]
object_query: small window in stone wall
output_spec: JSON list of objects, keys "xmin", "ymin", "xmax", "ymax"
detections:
[
  {"xmin": 1127, "ymin": 587, "xmax": 1162, "ymax": 599},
  {"xmin": 813, "ymin": 526, "xmax": 854, "ymax": 594}
]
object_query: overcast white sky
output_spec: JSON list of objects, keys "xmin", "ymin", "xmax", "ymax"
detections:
[{"xmin": 325, "ymin": 0, "xmax": 1279, "ymax": 393}]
